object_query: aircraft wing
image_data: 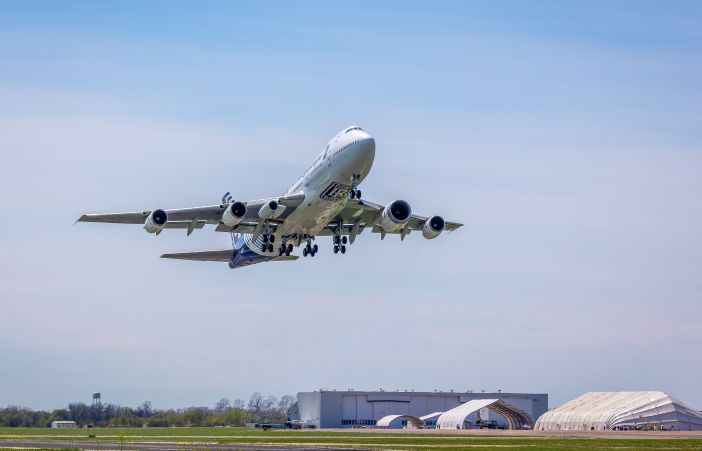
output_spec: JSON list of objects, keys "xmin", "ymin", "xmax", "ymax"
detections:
[
  {"xmin": 77, "ymin": 193, "xmax": 306, "ymax": 231},
  {"xmin": 329, "ymin": 198, "xmax": 462, "ymax": 236}
]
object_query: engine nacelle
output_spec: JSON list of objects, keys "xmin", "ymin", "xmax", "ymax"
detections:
[
  {"xmin": 258, "ymin": 200, "xmax": 282, "ymax": 219},
  {"xmin": 422, "ymin": 215, "xmax": 445, "ymax": 239},
  {"xmin": 380, "ymin": 200, "xmax": 412, "ymax": 232},
  {"xmin": 144, "ymin": 209, "xmax": 167, "ymax": 234},
  {"xmin": 222, "ymin": 201, "xmax": 247, "ymax": 227}
]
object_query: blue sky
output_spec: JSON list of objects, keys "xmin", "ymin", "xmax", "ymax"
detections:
[{"xmin": 1, "ymin": 1, "xmax": 701, "ymax": 410}]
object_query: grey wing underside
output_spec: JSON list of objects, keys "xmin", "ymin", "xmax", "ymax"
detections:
[
  {"xmin": 76, "ymin": 193, "xmax": 306, "ymax": 231},
  {"xmin": 322, "ymin": 199, "xmax": 463, "ymax": 236},
  {"xmin": 77, "ymin": 195, "xmax": 461, "ymax": 237}
]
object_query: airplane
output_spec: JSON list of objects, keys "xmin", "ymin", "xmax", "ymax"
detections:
[{"xmin": 77, "ymin": 126, "xmax": 462, "ymax": 269}]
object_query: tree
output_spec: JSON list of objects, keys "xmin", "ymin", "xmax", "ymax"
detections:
[
  {"xmin": 232, "ymin": 399, "xmax": 245, "ymax": 409},
  {"xmin": 276, "ymin": 395, "xmax": 296, "ymax": 418},
  {"xmin": 214, "ymin": 398, "xmax": 231, "ymax": 414},
  {"xmin": 134, "ymin": 401, "xmax": 153, "ymax": 418}
]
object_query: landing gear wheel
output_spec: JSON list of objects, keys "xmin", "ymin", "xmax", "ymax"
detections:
[
  {"xmin": 334, "ymin": 236, "xmax": 341, "ymax": 245},
  {"xmin": 341, "ymin": 236, "xmax": 348, "ymax": 245},
  {"xmin": 313, "ymin": 244, "xmax": 318, "ymax": 253},
  {"xmin": 356, "ymin": 190, "xmax": 361, "ymax": 199},
  {"xmin": 287, "ymin": 243, "xmax": 293, "ymax": 253},
  {"xmin": 269, "ymin": 234, "xmax": 275, "ymax": 244},
  {"xmin": 261, "ymin": 244, "xmax": 267, "ymax": 253},
  {"xmin": 268, "ymin": 243, "xmax": 274, "ymax": 253},
  {"xmin": 303, "ymin": 248, "xmax": 308, "ymax": 257},
  {"xmin": 341, "ymin": 245, "xmax": 346, "ymax": 254},
  {"xmin": 349, "ymin": 190, "xmax": 356, "ymax": 199},
  {"xmin": 278, "ymin": 247, "xmax": 284, "ymax": 256},
  {"xmin": 334, "ymin": 245, "xmax": 339, "ymax": 254},
  {"xmin": 262, "ymin": 234, "xmax": 269, "ymax": 243}
]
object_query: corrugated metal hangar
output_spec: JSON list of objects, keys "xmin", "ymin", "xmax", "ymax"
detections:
[
  {"xmin": 535, "ymin": 391, "xmax": 702, "ymax": 431},
  {"xmin": 289, "ymin": 390, "xmax": 547, "ymax": 429}
]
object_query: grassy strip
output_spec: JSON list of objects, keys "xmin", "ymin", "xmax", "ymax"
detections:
[
  {"xmin": 2, "ymin": 436, "xmax": 702, "ymax": 448},
  {"xmin": 0, "ymin": 427, "xmax": 461, "ymax": 437}
]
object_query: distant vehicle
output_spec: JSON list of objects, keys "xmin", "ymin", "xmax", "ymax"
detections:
[{"xmin": 78, "ymin": 126, "xmax": 462, "ymax": 269}]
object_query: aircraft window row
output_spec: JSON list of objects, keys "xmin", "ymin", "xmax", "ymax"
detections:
[
  {"xmin": 344, "ymin": 127, "xmax": 362, "ymax": 134},
  {"xmin": 333, "ymin": 140, "xmax": 358, "ymax": 156}
]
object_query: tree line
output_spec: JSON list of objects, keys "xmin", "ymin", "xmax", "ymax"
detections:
[{"xmin": 0, "ymin": 393, "xmax": 295, "ymax": 428}]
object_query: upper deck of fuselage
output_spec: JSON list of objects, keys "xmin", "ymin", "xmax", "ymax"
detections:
[{"xmin": 286, "ymin": 126, "xmax": 375, "ymax": 195}]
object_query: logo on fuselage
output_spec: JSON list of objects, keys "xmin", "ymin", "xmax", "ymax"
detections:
[{"xmin": 319, "ymin": 181, "xmax": 351, "ymax": 201}]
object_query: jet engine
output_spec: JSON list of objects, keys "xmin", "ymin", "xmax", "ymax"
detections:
[
  {"xmin": 422, "ymin": 215, "xmax": 445, "ymax": 239},
  {"xmin": 380, "ymin": 200, "xmax": 412, "ymax": 232},
  {"xmin": 144, "ymin": 209, "xmax": 167, "ymax": 234},
  {"xmin": 258, "ymin": 200, "xmax": 282, "ymax": 219},
  {"xmin": 222, "ymin": 201, "xmax": 247, "ymax": 227}
]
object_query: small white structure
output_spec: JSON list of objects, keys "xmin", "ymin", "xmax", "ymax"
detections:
[
  {"xmin": 436, "ymin": 399, "xmax": 533, "ymax": 430},
  {"xmin": 376, "ymin": 414, "xmax": 423, "ymax": 429},
  {"xmin": 420, "ymin": 412, "xmax": 443, "ymax": 429},
  {"xmin": 535, "ymin": 391, "xmax": 702, "ymax": 431},
  {"xmin": 51, "ymin": 421, "xmax": 77, "ymax": 429}
]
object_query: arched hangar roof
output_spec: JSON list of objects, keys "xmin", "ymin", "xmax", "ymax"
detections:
[
  {"xmin": 420, "ymin": 412, "xmax": 444, "ymax": 421},
  {"xmin": 436, "ymin": 399, "xmax": 533, "ymax": 430},
  {"xmin": 535, "ymin": 391, "xmax": 702, "ymax": 431},
  {"xmin": 376, "ymin": 414, "xmax": 424, "ymax": 428}
]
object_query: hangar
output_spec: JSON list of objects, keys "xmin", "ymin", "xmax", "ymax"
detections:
[
  {"xmin": 436, "ymin": 399, "xmax": 533, "ymax": 430},
  {"xmin": 535, "ymin": 391, "xmax": 702, "ymax": 431},
  {"xmin": 289, "ymin": 389, "xmax": 547, "ymax": 429},
  {"xmin": 376, "ymin": 414, "xmax": 423, "ymax": 429}
]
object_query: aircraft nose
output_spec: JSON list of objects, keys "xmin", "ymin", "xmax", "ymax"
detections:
[{"xmin": 361, "ymin": 135, "xmax": 375, "ymax": 152}]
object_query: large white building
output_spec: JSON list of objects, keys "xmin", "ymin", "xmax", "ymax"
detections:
[
  {"xmin": 535, "ymin": 391, "xmax": 702, "ymax": 431},
  {"xmin": 51, "ymin": 421, "xmax": 77, "ymax": 429},
  {"xmin": 289, "ymin": 390, "xmax": 547, "ymax": 429}
]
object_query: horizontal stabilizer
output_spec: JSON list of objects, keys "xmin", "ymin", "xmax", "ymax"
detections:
[
  {"xmin": 161, "ymin": 250, "xmax": 234, "ymax": 262},
  {"xmin": 161, "ymin": 250, "xmax": 299, "ymax": 263}
]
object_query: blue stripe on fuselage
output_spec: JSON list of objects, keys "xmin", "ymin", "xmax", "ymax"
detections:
[{"xmin": 227, "ymin": 233, "xmax": 278, "ymax": 269}]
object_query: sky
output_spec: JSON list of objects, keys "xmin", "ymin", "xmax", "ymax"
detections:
[{"xmin": 1, "ymin": 0, "xmax": 701, "ymax": 411}]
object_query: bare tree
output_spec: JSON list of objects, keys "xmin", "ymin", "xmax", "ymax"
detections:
[
  {"xmin": 214, "ymin": 398, "xmax": 231, "ymax": 414},
  {"xmin": 248, "ymin": 393, "xmax": 278, "ymax": 421},
  {"xmin": 276, "ymin": 395, "xmax": 295, "ymax": 418},
  {"xmin": 232, "ymin": 399, "xmax": 245, "ymax": 409}
]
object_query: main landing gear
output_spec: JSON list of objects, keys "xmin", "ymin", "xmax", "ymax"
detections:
[
  {"xmin": 302, "ymin": 242, "xmax": 318, "ymax": 257},
  {"xmin": 278, "ymin": 242, "xmax": 293, "ymax": 257},
  {"xmin": 261, "ymin": 234, "xmax": 275, "ymax": 253},
  {"xmin": 333, "ymin": 235, "xmax": 347, "ymax": 254},
  {"xmin": 349, "ymin": 189, "xmax": 362, "ymax": 199}
]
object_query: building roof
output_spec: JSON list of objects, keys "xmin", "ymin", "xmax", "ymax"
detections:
[
  {"xmin": 420, "ymin": 412, "xmax": 444, "ymax": 421},
  {"xmin": 535, "ymin": 391, "xmax": 702, "ymax": 431},
  {"xmin": 376, "ymin": 414, "xmax": 423, "ymax": 428},
  {"xmin": 436, "ymin": 399, "xmax": 533, "ymax": 430}
]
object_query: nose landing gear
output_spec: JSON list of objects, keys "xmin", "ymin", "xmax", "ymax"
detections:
[{"xmin": 348, "ymin": 174, "xmax": 362, "ymax": 200}]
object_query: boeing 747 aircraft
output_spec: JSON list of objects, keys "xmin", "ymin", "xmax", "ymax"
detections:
[{"xmin": 78, "ymin": 126, "xmax": 462, "ymax": 269}]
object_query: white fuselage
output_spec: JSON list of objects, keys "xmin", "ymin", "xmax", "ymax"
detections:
[{"xmin": 276, "ymin": 126, "xmax": 375, "ymax": 238}]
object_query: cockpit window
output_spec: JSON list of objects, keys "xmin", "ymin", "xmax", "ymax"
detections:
[{"xmin": 344, "ymin": 126, "xmax": 362, "ymax": 134}]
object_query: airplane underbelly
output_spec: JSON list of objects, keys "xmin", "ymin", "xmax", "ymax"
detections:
[{"xmin": 280, "ymin": 196, "xmax": 343, "ymax": 236}]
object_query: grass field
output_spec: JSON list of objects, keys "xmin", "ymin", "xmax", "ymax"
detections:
[{"xmin": 1, "ymin": 427, "xmax": 702, "ymax": 450}]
